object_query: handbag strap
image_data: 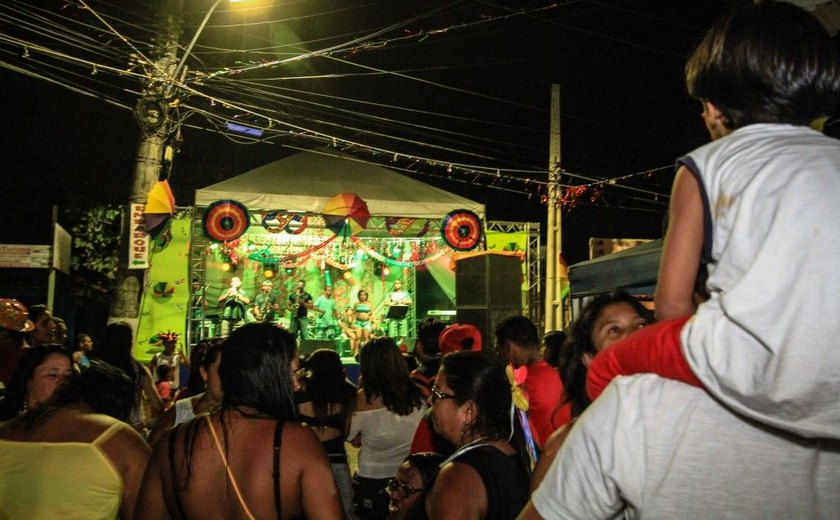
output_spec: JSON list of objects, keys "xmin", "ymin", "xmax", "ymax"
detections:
[{"xmin": 206, "ymin": 416, "xmax": 257, "ymax": 520}]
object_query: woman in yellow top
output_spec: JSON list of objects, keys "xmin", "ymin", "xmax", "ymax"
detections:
[{"xmin": 0, "ymin": 360, "xmax": 152, "ymax": 519}]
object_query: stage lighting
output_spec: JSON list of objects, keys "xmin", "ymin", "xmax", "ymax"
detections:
[{"xmin": 264, "ymin": 263, "xmax": 277, "ymax": 278}]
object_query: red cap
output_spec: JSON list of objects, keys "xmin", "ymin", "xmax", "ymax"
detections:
[{"xmin": 439, "ymin": 323, "xmax": 482, "ymax": 354}]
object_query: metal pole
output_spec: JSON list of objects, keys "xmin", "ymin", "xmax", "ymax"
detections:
[{"xmin": 544, "ymin": 84, "xmax": 563, "ymax": 332}]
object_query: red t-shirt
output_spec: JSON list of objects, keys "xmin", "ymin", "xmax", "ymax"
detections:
[{"xmin": 519, "ymin": 360, "xmax": 565, "ymax": 448}]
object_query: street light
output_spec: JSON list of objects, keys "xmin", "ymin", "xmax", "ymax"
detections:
[{"xmin": 172, "ymin": 0, "xmax": 244, "ymax": 84}]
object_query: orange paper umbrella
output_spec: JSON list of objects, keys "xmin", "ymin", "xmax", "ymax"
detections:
[
  {"xmin": 323, "ymin": 192, "xmax": 370, "ymax": 237},
  {"xmin": 144, "ymin": 180, "xmax": 175, "ymax": 239}
]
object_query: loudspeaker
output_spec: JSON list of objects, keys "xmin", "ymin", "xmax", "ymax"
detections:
[
  {"xmin": 455, "ymin": 253, "xmax": 521, "ymax": 307},
  {"xmin": 300, "ymin": 339, "xmax": 336, "ymax": 355},
  {"xmin": 455, "ymin": 253, "xmax": 522, "ymax": 350}
]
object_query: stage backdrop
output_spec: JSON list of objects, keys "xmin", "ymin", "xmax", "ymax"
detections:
[{"xmin": 133, "ymin": 213, "xmax": 191, "ymax": 363}]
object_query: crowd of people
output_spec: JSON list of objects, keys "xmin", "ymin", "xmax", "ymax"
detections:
[{"xmin": 2, "ymin": 1, "xmax": 840, "ymax": 518}]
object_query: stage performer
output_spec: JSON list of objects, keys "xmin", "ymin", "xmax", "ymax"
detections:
[
  {"xmin": 353, "ymin": 289, "xmax": 373, "ymax": 347},
  {"xmin": 288, "ymin": 279, "xmax": 314, "ymax": 342},
  {"xmin": 249, "ymin": 280, "xmax": 281, "ymax": 324},
  {"xmin": 339, "ymin": 308, "xmax": 359, "ymax": 356},
  {"xmin": 384, "ymin": 279, "xmax": 412, "ymax": 346},
  {"xmin": 313, "ymin": 286, "xmax": 339, "ymax": 339},
  {"xmin": 217, "ymin": 276, "xmax": 250, "ymax": 337}
]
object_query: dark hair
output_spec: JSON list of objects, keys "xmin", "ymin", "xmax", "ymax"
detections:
[
  {"xmin": 155, "ymin": 364, "xmax": 171, "ymax": 381},
  {"xmin": 28, "ymin": 304, "xmax": 50, "ymax": 324},
  {"xmin": 178, "ymin": 324, "xmax": 298, "ymax": 492},
  {"xmin": 26, "ymin": 304, "xmax": 52, "ymax": 346},
  {"xmin": 558, "ymin": 292, "xmax": 654, "ymax": 417},
  {"xmin": 201, "ymin": 340, "xmax": 223, "ymax": 370},
  {"xmin": 359, "ymin": 337, "xmax": 423, "ymax": 415},
  {"xmin": 91, "ymin": 322, "xmax": 135, "ymax": 377},
  {"xmin": 404, "ymin": 452, "xmax": 446, "ymax": 489},
  {"xmin": 542, "ymin": 330, "xmax": 567, "ymax": 368},
  {"xmin": 495, "ymin": 315, "xmax": 540, "ymax": 350},
  {"xmin": 300, "ymin": 348, "xmax": 355, "ymax": 423},
  {"xmin": 358, "ymin": 289, "xmax": 369, "ymax": 301},
  {"xmin": 16, "ymin": 359, "xmax": 134, "ymax": 428},
  {"xmin": 0, "ymin": 346, "xmax": 73, "ymax": 420},
  {"xmin": 179, "ymin": 338, "xmax": 223, "ymax": 398},
  {"xmin": 52, "ymin": 359, "xmax": 134, "ymax": 422},
  {"xmin": 403, "ymin": 451, "xmax": 446, "ymax": 519},
  {"xmin": 440, "ymin": 351, "xmax": 511, "ymax": 441},
  {"xmin": 416, "ymin": 318, "xmax": 446, "ymax": 357},
  {"xmin": 218, "ymin": 323, "xmax": 298, "ymax": 421},
  {"xmin": 75, "ymin": 333, "xmax": 91, "ymax": 348},
  {"xmin": 686, "ymin": 0, "xmax": 840, "ymax": 129}
]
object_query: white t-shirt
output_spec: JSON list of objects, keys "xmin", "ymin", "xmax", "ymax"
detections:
[
  {"xmin": 679, "ymin": 124, "xmax": 840, "ymax": 439},
  {"xmin": 532, "ymin": 375, "xmax": 840, "ymax": 519},
  {"xmin": 347, "ymin": 405, "xmax": 426, "ymax": 479}
]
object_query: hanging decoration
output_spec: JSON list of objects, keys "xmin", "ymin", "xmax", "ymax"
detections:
[
  {"xmin": 261, "ymin": 211, "xmax": 292, "ymax": 234},
  {"xmin": 219, "ymin": 239, "xmax": 241, "ymax": 270},
  {"xmin": 247, "ymin": 247, "xmax": 277, "ymax": 264},
  {"xmin": 384, "ymin": 217, "xmax": 430, "ymax": 237},
  {"xmin": 352, "ymin": 237, "xmax": 450, "ymax": 268},
  {"xmin": 323, "ymin": 255, "xmax": 360, "ymax": 271},
  {"xmin": 203, "ymin": 200, "xmax": 250, "ymax": 242},
  {"xmin": 244, "ymin": 235, "xmax": 338, "ymax": 265},
  {"xmin": 440, "ymin": 209, "xmax": 483, "ymax": 251},
  {"xmin": 144, "ymin": 180, "xmax": 175, "ymax": 239},
  {"xmin": 151, "ymin": 281, "xmax": 175, "ymax": 299},
  {"xmin": 559, "ymin": 185, "xmax": 587, "ymax": 210},
  {"xmin": 323, "ymin": 192, "xmax": 370, "ymax": 237},
  {"xmin": 285, "ymin": 214, "xmax": 309, "ymax": 234}
]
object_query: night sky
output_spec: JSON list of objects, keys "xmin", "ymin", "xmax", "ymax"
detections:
[{"xmin": 0, "ymin": 1, "xmax": 769, "ymax": 264}]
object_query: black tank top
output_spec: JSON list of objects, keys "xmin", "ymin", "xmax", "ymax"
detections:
[{"xmin": 453, "ymin": 445, "xmax": 530, "ymax": 520}]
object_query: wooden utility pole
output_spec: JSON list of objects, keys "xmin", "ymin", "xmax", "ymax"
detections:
[
  {"xmin": 109, "ymin": 0, "xmax": 183, "ymax": 327},
  {"xmin": 544, "ymin": 84, "xmax": 564, "ymax": 331}
]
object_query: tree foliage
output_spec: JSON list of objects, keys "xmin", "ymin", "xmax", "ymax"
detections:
[{"xmin": 62, "ymin": 205, "xmax": 122, "ymax": 287}]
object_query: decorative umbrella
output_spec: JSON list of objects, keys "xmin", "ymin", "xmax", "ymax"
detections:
[
  {"xmin": 203, "ymin": 200, "xmax": 250, "ymax": 242},
  {"xmin": 441, "ymin": 209, "xmax": 483, "ymax": 251},
  {"xmin": 144, "ymin": 180, "xmax": 175, "ymax": 239},
  {"xmin": 323, "ymin": 192, "xmax": 370, "ymax": 237}
]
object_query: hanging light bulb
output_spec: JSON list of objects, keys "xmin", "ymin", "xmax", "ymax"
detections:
[
  {"xmin": 222, "ymin": 262, "xmax": 231, "ymax": 272},
  {"xmin": 264, "ymin": 263, "xmax": 276, "ymax": 278}
]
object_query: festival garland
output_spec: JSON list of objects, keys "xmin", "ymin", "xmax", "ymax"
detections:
[
  {"xmin": 351, "ymin": 236, "xmax": 451, "ymax": 267},
  {"xmin": 384, "ymin": 217, "xmax": 431, "ymax": 237}
]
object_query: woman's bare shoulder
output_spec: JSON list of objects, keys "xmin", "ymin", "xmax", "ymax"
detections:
[{"xmin": 282, "ymin": 421, "xmax": 321, "ymax": 445}]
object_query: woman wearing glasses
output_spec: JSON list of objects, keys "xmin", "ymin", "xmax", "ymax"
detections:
[
  {"xmin": 388, "ymin": 452, "xmax": 445, "ymax": 520},
  {"xmin": 348, "ymin": 337, "xmax": 426, "ymax": 520},
  {"xmin": 426, "ymin": 351, "xmax": 531, "ymax": 520}
]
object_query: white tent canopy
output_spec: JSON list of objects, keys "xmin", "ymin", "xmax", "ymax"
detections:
[{"xmin": 195, "ymin": 147, "xmax": 485, "ymax": 219}]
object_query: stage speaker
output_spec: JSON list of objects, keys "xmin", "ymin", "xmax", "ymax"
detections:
[
  {"xmin": 300, "ymin": 339, "xmax": 336, "ymax": 356},
  {"xmin": 455, "ymin": 253, "xmax": 522, "ymax": 350},
  {"xmin": 455, "ymin": 253, "xmax": 521, "ymax": 307}
]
